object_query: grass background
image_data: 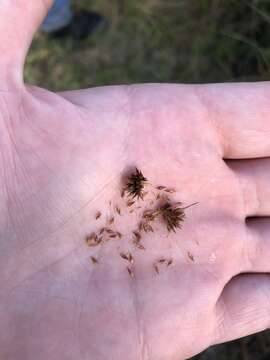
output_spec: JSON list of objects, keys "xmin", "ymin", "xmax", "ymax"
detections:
[{"xmin": 25, "ymin": 0, "xmax": 270, "ymax": 358}]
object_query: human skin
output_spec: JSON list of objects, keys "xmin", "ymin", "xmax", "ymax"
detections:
[{"xmin": 1, "ymin": 1, "xmax": 270, "ymax": 359}]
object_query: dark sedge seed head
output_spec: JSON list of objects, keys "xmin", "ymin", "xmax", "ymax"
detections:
[
  {"xmin": 126, "ymin": 167, "xmax": 148, "ymax": 200},
  {"xmin": 160, "ymin": 202, "xmax": 186, "ymax": 233}
]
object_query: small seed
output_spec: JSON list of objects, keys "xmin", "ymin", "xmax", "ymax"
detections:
[
  {"xmin": 156, "ymin": 193, "xmax": 161, "ymax": 200},
  {"xmin": 120, "ymin": 252, "xmax": 129, "ymax": 261},
  {"xmin": 115, "ymin": 206, "xmax": 121, "ymax": 215},
  {"xmin": 95, "ymin": 211, "xmax": 102, "ymax": 220},
  {"xmin": 97, "ymin": 236, "xmax": 103, "ymax": 243},
  {"xmin": 99, "ymin": 227, "xmax": 105, "ymax": 235},
  {"xmin": 158, "ymin": 258, "xmax": 166, "ymax": 264},
  {"xmin": 108, "ymin": 217, "xmax": 114, "ymax": 225},
  {"xmin": 91, "ymin": 256, "xmax": 98, "ymax": 264},
  {"xmin": 127, "ymin": 200, "xmax": 135, "ymax": 207},
  {"xmin": 127, "ymin": 266, "xmax": 135, "ymax": 279},
  {"xmin": 143, "ymin": 223, "xmax": 154, "ymax": 233},
  {"xmin": 86, "ymin": 234, "xmax": 100, "ymax": 247},
  {"xmin": 106, "ymin": 228, "xmax": 114, "ymax": 234},
  {"xmin": 156, "ymin": 186, "xmax": 166, "ymax": 190},
  {"xmin": 165, "ymin": 188, "xmax": 175, "ymax": 193},
  {"xmin": 121, "ymin": 189, "xmax": 126, "ymax": 198},
  {"xmin": 167, "ymin": 259, "xmax": 173, "ymax": 267},
  {"xmin": 187, "ymin": 252, "xmax": 194, "ymax": 261},
  {"xmin": 120, "ymin": 252, "xmax": 134, "ymax": 263},
  {"xmin": 133, "ymin": 231, "xmax": 141, "ymax": 241},
  {"xmin": 154, "ymin": 264, "xmax": 159, "ymax": 274},
  {"xmin": 116, "ymin": 232, "xmax": 122, "ymax": 238},
  {"xmin": 110, "ymin": 234, "xmax": 117, "ymax": 238},
  {"xmin": 133, "ymin": 241, "xmax": 145, "ymax": 250},
  {"xmin": 129, "ymin": 209, "xmax": 134, "ymax": 213}
]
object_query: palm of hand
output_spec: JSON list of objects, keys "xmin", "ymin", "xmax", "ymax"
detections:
[{"xmin": 1, "ymin": 2, "xmax": 270, "ymax": 360}]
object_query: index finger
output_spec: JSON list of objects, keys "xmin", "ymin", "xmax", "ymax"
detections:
[{"xmin": 197, "ymin": 82, "xmax": 270, "ymax": 159}]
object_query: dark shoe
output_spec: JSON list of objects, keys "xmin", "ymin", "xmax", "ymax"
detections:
[{"xmin": 49, "ymin": 10, "xmax": 106, "ymax": 40}]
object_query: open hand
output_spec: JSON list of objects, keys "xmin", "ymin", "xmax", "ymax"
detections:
[{"xmin": 1, "ymin": 2, "xmax": 270, "ymax": 359}]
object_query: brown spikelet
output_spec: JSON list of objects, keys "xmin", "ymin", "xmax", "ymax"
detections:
[
  {"xmin": 127, "ymin": 200, "xmax": 135, "ymax": 207},
  {"xmin": 156, "ymin": 186, "xmax": 166, "ymax": 190},
  {"xmin": 99, "ymin": 227, "xmax": 105, "ymax": 235},
  {"xmin": 126, "ymin": 168, "xmax": 148, "ymax": 200},
  {"xmin": 134, "ymin": 241, "xmax": 145, "ymax": 250},
  {"xmin": 120, "ymin": 252, "xmax": 134, "ymax": 263},
  {"xmin": 187, "ymin": 252, "xmax": 194, "ymax": 261},
  {"xmin": 90, "ymin": 256, "xmax": 98, "ymax": 264},
  {"xmin": 133, "ymin": 231, "xmax": 141, "ymax": 242},
  {"xmin": 127, "ymin": 266, "xmax": 135, "ymax": 279},
  {"xmin": 95, "ymin": 211, "xmax": 102, "ymax": 220},
  {"xmin": 106, "ymin": 228, "xmax": 114, "ymax": 234},
  {"xmin": 86, "ymin": 233, "xmax": 100, "ymax": 247},
  {"xmin": 115, "ymin": 206, "xmax": 121, "ymax": 215},
  {"xmin": 165, "ymin": 188, "xmax": 175, "ymax": 193},
  {"xmin": 154, "ymin": 264, "xmax": 159, "ymax": 274},
  {"xmin": 158, "ymin": 258, "xmax": 166, "ymax": 264}
]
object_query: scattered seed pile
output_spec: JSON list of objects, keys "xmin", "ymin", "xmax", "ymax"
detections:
[{"xmin": 85, "ymin": 167, "xmax": 198, "ymax": 278}]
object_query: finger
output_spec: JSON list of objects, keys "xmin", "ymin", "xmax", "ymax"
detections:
[
  {"xmin": 0, "ymin": 0, "xmax": 53, "ymax": 85},
  {"xmin": 226, "ymin": 158, "xmax": 270, "ymax": 217},
  {"xmin": 244, "ymin": 218, "xmax": 270, "ymax": 273},
  {"xmin": 197, "ymin": 82, "xmax": 270, "ymax": 159},
  {"xmin": 214, "ymin": 274, "xmax": 270, "ymax": 345}
]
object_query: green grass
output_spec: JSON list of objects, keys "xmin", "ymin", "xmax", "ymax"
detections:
[
  {"xmin": 24, "ymin": 1, "xmax": 270, "ymax": 358},
  {"xmin": 25, "ymin": 0, "xmax": 270, "ymax": 91}
]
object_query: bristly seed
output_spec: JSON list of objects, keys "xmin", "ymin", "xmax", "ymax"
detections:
[
  {"xmin": 167, "ymin": 258, "xmax": 173, "ymax": 266},
  {"xmin": 187, "ymin": 252, "xmax": 194, "ymax": 261},
  {"xmin": 91, "ymin": 256, "xmax": 98, "ymax": 264},
  {"xmin": 95, "ymin": 211, "xmax": 102, "ymax": 220}
]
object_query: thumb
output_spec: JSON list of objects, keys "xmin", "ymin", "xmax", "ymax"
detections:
[{"xmin": 0, "ymin": 0, "xmax": 53, "ymax": 88}]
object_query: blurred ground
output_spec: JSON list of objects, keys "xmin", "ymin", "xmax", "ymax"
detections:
[{"xmin": 24, "ymin": 0, "xmax": 270, "ymax": 359}]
